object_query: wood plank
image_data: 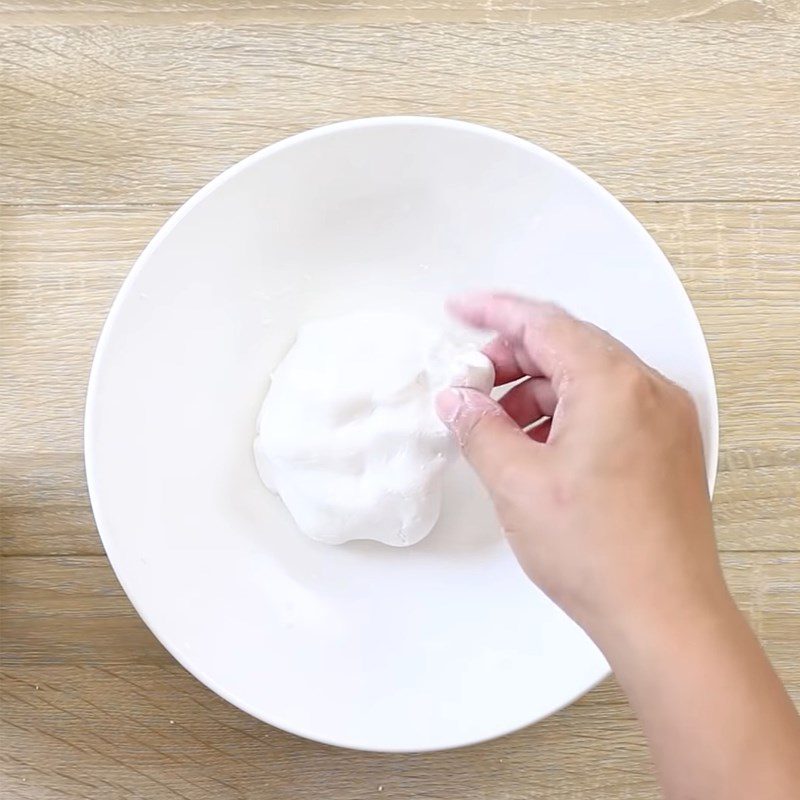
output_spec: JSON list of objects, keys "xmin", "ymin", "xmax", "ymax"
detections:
[
  {"xmin": 635, "ymin": 202, "xmax": 800, "ymax": 553},
  {"xmin": 2, "ymin": 554, "xmax": 799, "ymax": 690},
  {"xmin": 635, "ymin": 202, "xmax": 800, "ymax": 449},
  {"xmin": 1, "ymin": 665, "xmax": 653, "ymax": 800},
  {"xmin": 0, "ymin": 556, "xmax": 167, "ymax": 666},
  {"xmin": 2, "ymin": 24, "xmax": 799, "ymax": 205},
  {"xmin": 2, "ymin": 203, "xmax": 798, "ymax": 555},
  {"xmin": 2, "ymin": 0, "xmax": 799, "ymax": 24}
]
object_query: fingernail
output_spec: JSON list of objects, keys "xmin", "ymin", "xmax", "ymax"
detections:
[{"xmin": 435, "ymin": 388, "xmax": 464, "ymax": 426}]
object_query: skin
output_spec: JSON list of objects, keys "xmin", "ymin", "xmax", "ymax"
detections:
[{"xmin": 436, "ymin": 292, "xmax": 800, "ymax": 800}]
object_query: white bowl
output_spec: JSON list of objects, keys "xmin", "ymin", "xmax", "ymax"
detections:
[{"xmin": 86, "ymin": 117, "xmax": 718, "ymax": 752}]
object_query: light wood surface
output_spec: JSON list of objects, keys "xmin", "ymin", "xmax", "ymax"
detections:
[
  {"xmin": 3, "ymin": 22, "xmax": 800, "ymax": 205},
  {"xmin": 1, "ymin": 2, "xmax": 799, "ymax": 798},
  {"xmin": 3, "ymin": 0, "xmax": 800, "ymax": 23}
]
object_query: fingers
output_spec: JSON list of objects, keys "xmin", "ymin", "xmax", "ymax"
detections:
[
  {"xmin": 495, "ymin": 376, "xmax": 555, "ymax": 443},
  {"xmin": 448, "ymin": 292, "xmax": 554, "ymax": 340},
  {"xmin": 448, "ymin": 292, "xmax": 618, "ymax": 392},
  {"xmin": 499, "ymin": 377, "xmax": 557, "ymax": 427},
  {"xmin": 436, "ymin": 387, "xmax": 543, "ymax": 487},
  {"xmin": 482, "ymin": 336, "xmax": 529, "ymax": 385}
]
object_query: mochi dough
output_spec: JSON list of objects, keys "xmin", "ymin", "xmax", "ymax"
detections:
[{"xmin": 253, "ymin": 312, "xmax": 494, "ymax": 546}]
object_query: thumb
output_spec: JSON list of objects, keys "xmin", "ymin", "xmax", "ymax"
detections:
[{"xmin": 436, "ymin": 387, "xmax": 535, "ymax": 489}]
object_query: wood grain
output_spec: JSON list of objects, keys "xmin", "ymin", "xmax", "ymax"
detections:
[
  {"xmin": 2, "ymin": 23, "xmax": 800, "ymax": 206},
  {"xmin": 2, "ymin": 0, "xmax": 799, "ymax": 24},
  {"xmin": 1, "ymin": 665, "xmax": 650, "ymax": 800},
  {"xmin": 3, "ymin": 203, "xmax": 798, "ymax": 555}
]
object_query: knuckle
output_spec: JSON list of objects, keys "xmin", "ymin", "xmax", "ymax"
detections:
[
  {"xmin": 519, "ymin": 303, "xmax": 571, "ymax": 344},
  {"xmin": 540, "ymin": 306, "xmax": 576, "ymax": 339},
  {"xmin": 612, "ymin": 361, "xmax": 658, "ymax": 405},
  {"xmin": 669, "ymin": 382, "xmax": 700, "ymax": 424},
  {"xmin": 609, "ymin": 364, "xmax": 700, "ymax": 430}
]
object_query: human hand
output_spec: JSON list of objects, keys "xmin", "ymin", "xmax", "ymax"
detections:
[
  {"xmin": 437, "ymin": 292, "xmax": 726, "ymax": 646},
  {"xmin": 439, "ymin": 292, "xmax": 800, "ymax": 800}
]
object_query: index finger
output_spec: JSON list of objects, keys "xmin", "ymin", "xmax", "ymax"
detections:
[{"xmin": 447, "ymin": 292, "xmax": 621, "ymax": 392}]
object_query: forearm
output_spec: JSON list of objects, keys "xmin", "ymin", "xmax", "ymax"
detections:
[{"xmin": 597, "ymin": 585, "xmax": 800, "ymax": 800}]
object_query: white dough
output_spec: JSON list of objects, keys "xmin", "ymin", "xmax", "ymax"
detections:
[{"xmin": 253, "ymin": 312, "xmax": 494, "ymax": 546}]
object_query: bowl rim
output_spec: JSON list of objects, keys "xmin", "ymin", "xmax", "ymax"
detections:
[{"xmin": 84, "ymin": 115, "xmax": 719, "ymax": 752}]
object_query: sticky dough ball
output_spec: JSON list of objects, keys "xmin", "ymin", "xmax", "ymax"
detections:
[{"xmin": 253, "ymin": 312, "xmax": 494, "ymax": 546}]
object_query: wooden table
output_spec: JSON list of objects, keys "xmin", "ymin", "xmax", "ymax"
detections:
[{"xmin": 2, "ymin": 2, "xmax": 799, "ymax": 797}]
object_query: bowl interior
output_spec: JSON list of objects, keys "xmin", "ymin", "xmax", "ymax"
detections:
[{"xmin": 86, "ymin": 118, "xmax": 717, "ymax": 751}]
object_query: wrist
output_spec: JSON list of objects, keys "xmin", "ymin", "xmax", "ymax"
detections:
[{"xmin": 581, "ymin": 569, "xmax": 737, "ymax": 670}]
